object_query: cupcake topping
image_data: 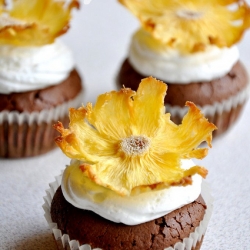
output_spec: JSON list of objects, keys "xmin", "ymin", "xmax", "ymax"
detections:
[
  {"xmin": 61, "ymin": 158, "xmax": 204, "ymax": 225},
  {"xmin": 0, "ymin": 0, "xmax": 78, "ymax": 94},
  {"xmin": 128, "ymin": 29, "xmax": 240, "ymax": 83},
  {"xmin": 0, "ymin": 40, "xmax": 74, "ymax": 94},
  {"xmin": 0, "ymin": 0, "xmax": 79, "ymax": 46},
  {"xmin": 119, "ymin": 0, "xmax": 250, "ymax": 53},
  {"xmin": 54, "ymin": 77, "xmax": 216, "ymax": 196}
]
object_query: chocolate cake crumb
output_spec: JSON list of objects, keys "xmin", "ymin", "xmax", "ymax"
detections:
[
  {"xmin": 51, "ymin": 187, "xmax": 206, "ymax": 250},
  {"xmin": 0, "ymin": 69, "xmax": 82, "ymax": 112},
  {"xmin": 0, "ymin": 69, "xmax": 83, "ymax": 157},
  {"xmin": 117, "ymin": 59, "xmax": 248, "ymax": 107}
]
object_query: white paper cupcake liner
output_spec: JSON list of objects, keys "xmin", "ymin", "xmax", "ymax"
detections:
[
  {"xmin": 165, "ymin": 82, "xmax": 250, "ymax": 118},
  {"xmin": 0, "ymin": 92, "xmax": 83, "ymax": 126},
  {"xmin": 0, "ymin": 92, "xmax": 83, "ymax": 158},
  {"xmin": 166, "ymin": 83, "xmax": 250, "ymax": 137},
  {"xmin": 43, "ymin": 174, "xmax": 213, "ymax": 250}
]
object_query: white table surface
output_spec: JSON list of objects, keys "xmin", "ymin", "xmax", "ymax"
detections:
[{"xmin": 0, "ymin": 1, "xmax": 250, "ymax": 249}]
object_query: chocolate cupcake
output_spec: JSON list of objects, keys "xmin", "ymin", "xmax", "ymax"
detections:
[
  {"xmin": 45, "ymin": 176, "xmax": 212, "ymax": 250},
  {"xmin": 0, "ymin": 0, "xmax": 83, "ymax": 158},
  {"xmin": 43, "ymin": 77, "xmax": 216, "ymax": 250},
  {"xmin": 117, "ymin": 0, "xmax": 250, "ymax": 137}
]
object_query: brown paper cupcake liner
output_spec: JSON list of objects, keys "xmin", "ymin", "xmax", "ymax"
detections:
[
  {"xmin": 43, "ymin": 174, "xmax": 213, "ymax": 250},
  {"xmin": 166, "ymin": 82, "xmax": 250, "ymax": 137},
  {"xmin": 0, "ymin": 92, "xmax": 83, "ymax": 158}
]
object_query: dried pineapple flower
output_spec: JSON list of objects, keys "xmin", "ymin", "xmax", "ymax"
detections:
[
  {"xmin": 0, "ymin": 0, "xmax": 79, "ymax": 46},
  {"xmin": 119, "ymin": 0, "xmax": 250, "ymax": 53},
  {"xmin": 54, "ymin": 77, "xmax": 217, "ymax": 196}
]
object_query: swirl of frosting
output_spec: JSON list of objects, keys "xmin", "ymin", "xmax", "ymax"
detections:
[
  {"xmin": 0, "ymin": 40, "xmax": 74, "ymax": 94},
  {"xmin": 61, "ymin": 159, "xmax": 202, "ymax": 225},
  {"xmin": 128, "ymin": 29, "xmax": 239, "ymax": 84}
]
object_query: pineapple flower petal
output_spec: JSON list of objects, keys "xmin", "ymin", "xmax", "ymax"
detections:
[
  {"xmin": 119, "ymin": 0, "xmax": 250, "ymax": 53},
  {"xmin": 54, "ymin": 77, "xmax": 166, "ymax": 162},
  {"xmin": 55, "ymin": 77, "xmax": 217, "ymax": 196},
  {"xmin": 0, "ymin": 0, "xmax": 79, "ymax": 46},
  {"xmin": 86, "ymin": 87, "xmax": 135, "ymax": 140},
  {"xmin": 152, "ymin": 102, "xmax": 217, "ymax": 158},
  {"xmin": 54, "ymin": 108, "xmax": 117, "ymax": 164},
  {"xmin": 80, "ymin": 152, "xmax": 208, "ymax": 196}
]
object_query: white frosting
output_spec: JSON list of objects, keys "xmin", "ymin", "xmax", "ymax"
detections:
[
  {"xmin": 0, "ymin": 40, "xmax": 75, "ymax": 94},
  {"xmin": 61, "ymin": 159, "xmax": 202, "ymax": 225},
  {"xmin": 128, "ymin": 30, "xmax": 239, "ymax": 83}
]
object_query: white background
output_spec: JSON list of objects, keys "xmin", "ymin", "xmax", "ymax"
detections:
[{"xmin": 0, "ymin": 0, "xmax": 250, "ymax": 249}]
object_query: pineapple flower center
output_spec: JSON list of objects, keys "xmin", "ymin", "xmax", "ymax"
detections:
[
  {"xmin": 120, "ymin": 135, "xmax": 151, "ymax": 156},
  {"xmin": 176, "ymin": 10, "xmax": 203, "ymax": 20}
]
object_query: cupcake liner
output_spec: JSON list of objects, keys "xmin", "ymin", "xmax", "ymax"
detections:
[
  {"xmin": 166, "ymin": 83, "xmax": 250, "ymax": 137},
  {"xmin": 165, "ymin": 82, "xmax": 250, "ymax": 118},
  {"xmin": 0, "ymin": 92, "xmax": 83, "ymax": 158},
  {"xmin": 43, "ymin": 175, "xmax": 213, "ymax": 250}
]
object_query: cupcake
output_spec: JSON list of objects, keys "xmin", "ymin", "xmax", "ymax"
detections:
[
  {"xmin": 43, "ymin": 77, "xmax": 216, "ymax": 250},
  {"xmin": 0, "ymin": 0, "xmax": 83, "ymax": 158},
  {"xmin": 117, "ymin": 0, "xmax": 250, "ymax": 137}
]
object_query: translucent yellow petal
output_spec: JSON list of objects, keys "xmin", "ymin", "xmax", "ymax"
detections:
[
  {"xmin": 54, "ymin": 108, "xmax": 119, "ymax": 163},
  {"xmin": 87, "ymin": 88, "xmax": 135, "ymax": 140},
  {"xmin": 131, "ymin": 77, "xmax": 167, "ymax": 136},
  {"xmin": 119, "ymin": 0, "xmax": 250, "ymax": 53},
  {"xmin": 183, "ymin": 148, "xmax": 208, "ymax": 160},
  {"xmin": 183, "ymin": 165, "xmax": 208, "ymax": 179},
  {"xmin": 80, "ymin": 149, "xmax": 207, "ymax": 196},
  {"xmin": 10, "ymin": 0, "xmax": 51, "ymax": 21},
  {"xmin": 153, "ymin": 101, "xmax": 217, "ymax": 157},
  {"xmin": 0, "ymin": 0, "xmax": 4, "ymax": 13},
  {"xmin": 79, "ymin": 153, "xmax": 180, "ymax": 196},
  {"xmin": 64, "ymin": 162, "xmax": 116, "ymax": 202},
  {"xmin": 0, "ymin": 0, "xmax": 79, "ymax": 46}
]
